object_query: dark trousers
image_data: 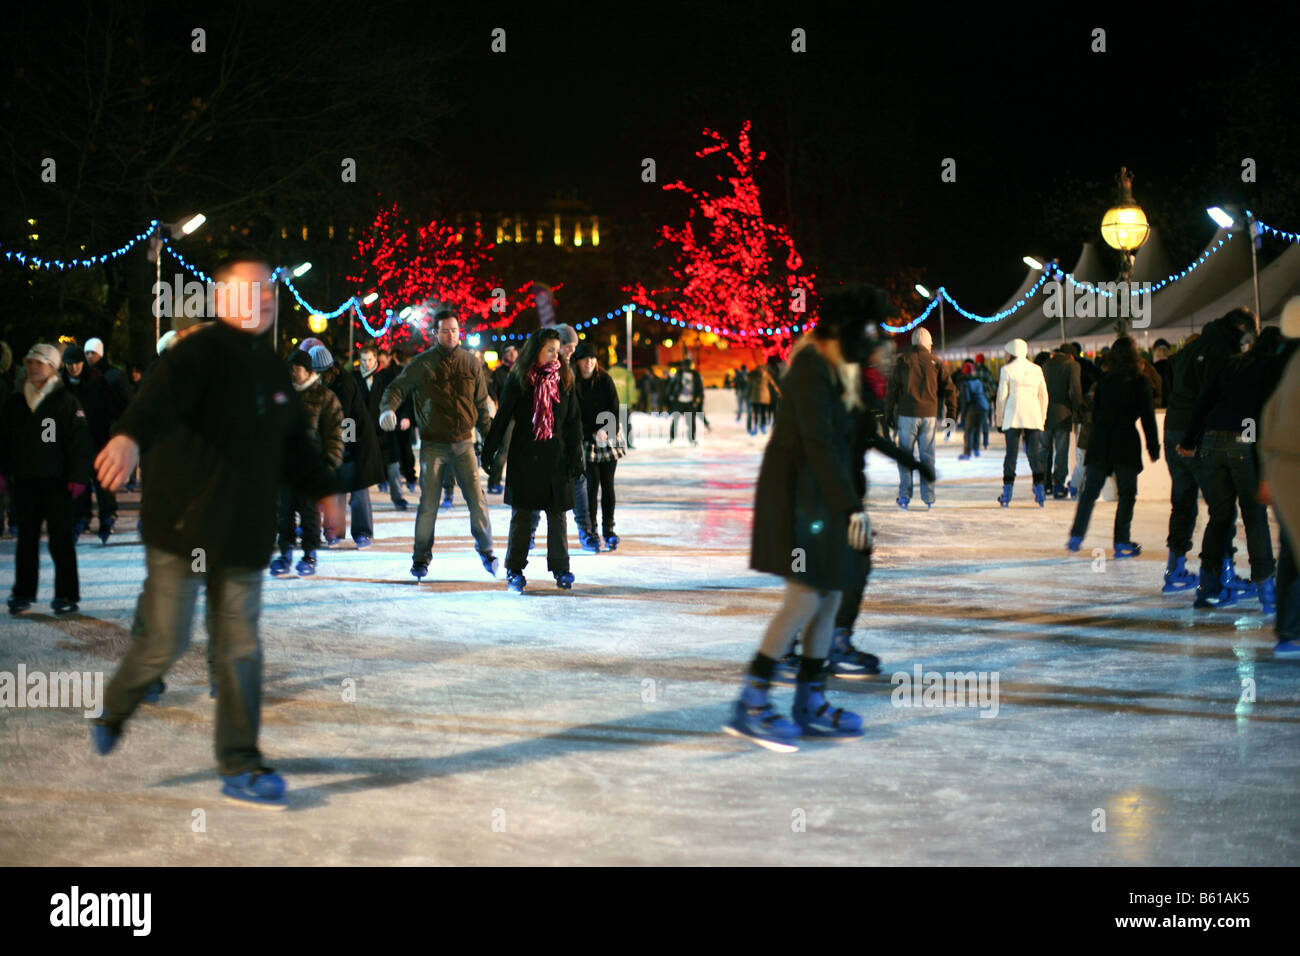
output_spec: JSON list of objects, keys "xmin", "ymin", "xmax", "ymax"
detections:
[
  {"xmin": 586, "ymin": 459, "xmax": 617, "ymax": 535},
  {"xmin": 488, "ymin": 418, "xmax": 514, "ymax": 485},
  {"xmin": 834, "ymin": 548, "xmax": 873, "ymax": 631},
  {"xmin": 1039, "ymin": 426, "xmax": 1072, "ymax": 488},
  {"xmin": 1198, "ymin": 433, "xmax": 1274, "ymax": 580},
  {"xmin": 1070, "ymin": 462, "xmax": 1139, "ymax": 545},
  {"xmin": 748, "ymin": 402, "xmax": 771, "ymax": 432},
  {"xmin": 1276, "ymin": 517, "xmax": 1298, "ymax": 642},
  {"xmin": 670, "ymin": 402, "xmax": 697, "ymax": 441},
  {"xmin": 1002, "ymin": 428, "xmax": 1044, "ymax": 484},
  {"xmin": 399, "ymin": 430, "xmax": 416, "ymax": 485},
  {"xmin": 963, "ymin": 406, "xmax": 987, "ymax": 455},
  {"xmin": 276, "ymin": 485, "xmax": 319, "ymax": 553},
  {"xmin": 506, "ymin": 506, "xmax": 569, "ymax": 574},
  {"xmin": 74, "ymin": 480, "xmax": 118, "ymax": 530},
  {"xmin": 12, "ymin": 477, "xmax": 79, "ymax": 602},
  {"xmin": 333, "ymin": 461, "xmax": 373, "ymax": 539},
  {"xmin": 100, "ymin": 546, "xmax": 266, "ymax": 775},
  {"xmin": 1164, "ymin": 425, "xmax": 1236, "ymax": 557}
]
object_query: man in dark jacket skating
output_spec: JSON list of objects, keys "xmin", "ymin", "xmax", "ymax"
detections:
[
  {"xmin": 1039, "ymin": 346, "xmax": 1083, "ymax": 498},
  {"xmin": 2, "ymin": 344, "xmax": 92, "ymax": 615},
  {"xmin": 884, "ymin": 327, "xmax": 956, "ymax": 509},
  {"xmin": 379, "ymin": 308, "xmax": 497, "ymax": 581},
  {"xmin": 90, "ymin": 254, "xmax": 342, "ymax": 810}
]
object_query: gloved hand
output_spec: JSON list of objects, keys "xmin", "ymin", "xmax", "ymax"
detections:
[
  {"xmin": 67, "ymin": 482, "xmax": 87, "ymax": 499},
  {"xmin": 918, "ymin": 461, "xmax": 937, "ymax": 484},
  {"xmin": 378, "ymin": 409, "xmax": 397, "ymax": 431},
  {"xmin": 848, "ymin": 512, "xmax": 871, "ymax": 552}
]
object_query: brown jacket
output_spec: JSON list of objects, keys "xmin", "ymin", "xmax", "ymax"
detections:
[
  {"xmin": 297, "ymin": 377, "xmax": 344, "ymax": 471},
  {"xmin": 380, "ymin": 344, "xmax": 492, "ymax": 443}
]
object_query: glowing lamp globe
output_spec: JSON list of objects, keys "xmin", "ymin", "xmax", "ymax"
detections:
[
  {"xmin": 307, "ymin": 314, "xmax": 328, "ymax": 334},
  {"xmin": 1100, "ymin": 204, "xmax": 1149, "ymax": 252}
]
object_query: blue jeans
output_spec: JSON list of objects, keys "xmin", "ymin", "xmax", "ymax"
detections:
[
  {"xmin": 896, "ymin": 416, "xmax": 936, "ymax": 502},
  {"xmin": 1002, "ymin": 428, "xmax": 1044, "ymax": 485},
  {"xmin": 100, "ymin": 547, "xmax": 265, "ymax": 775},
  {"xmin": 334, "ymin": 461, "xmax": 374, "ymax": 539},
  {"xmin": 413, "ymin": 440, "xmax": 493, "ymax": 563},
  {"xmin": 1038, "ymin": 427, "xmax": 1072, "ymax": 488}
]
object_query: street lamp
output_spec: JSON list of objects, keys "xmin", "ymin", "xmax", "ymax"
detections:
[
  {"xmin": 148, "ymin": 214, "xmax": 207, "ymax": 346},
  {"xmin": 1206, "ymin": 205, "xmax": 1262, "ymax": 331},
  {"xmin": 1100, "ymin": 168, "xmax": 1149, "ymax": 334},
  {"xmin": 914, "ymin": 284, "xmax": 945, "ymax": 355}
]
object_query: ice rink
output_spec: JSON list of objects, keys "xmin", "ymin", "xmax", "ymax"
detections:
[{"xmin": 2, "ymin": 391, "xmax": 1297, "ymax": 866}]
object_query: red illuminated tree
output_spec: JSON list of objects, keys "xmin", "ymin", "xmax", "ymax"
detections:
[
  {"xmin": 346, "ymin": 201, "xmax": 536, "ymax": 352},
  {"xmin": 626, "ymin": 122, "xmax": 817, "ymax": 352}
]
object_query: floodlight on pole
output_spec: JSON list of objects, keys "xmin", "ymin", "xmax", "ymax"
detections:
[
  {"xmin": 362, "ymin": 292, "xmax": 379, "ymax": 305},
  {"xmin": 1206, "ymin": 206, "xmax": 1234, "ymax": 230},
  {"xmin": 1206, "ymin": 205, "xmax": 1262, "ymax": 330},
  {"xmin": 1023, "ymin": 256, "xmax": 1044, "ymax": 270},
  {"xmin": 291, "ymin": 262, "xmax": 312, "ymax": 278},
  {"xmin": 180, "ymin": 213, "xmax": 207, "ymax": 235},
  {"xmin": 914, "ymin": 284, "xmax": 931, "ymax": 298}
]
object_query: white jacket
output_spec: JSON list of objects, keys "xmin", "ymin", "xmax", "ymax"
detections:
[{"xmin": 996, "ymin": 358, "xmax": 1049, "ymax": 429}]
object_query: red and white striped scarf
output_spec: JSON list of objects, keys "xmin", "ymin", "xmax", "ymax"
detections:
[{"xmin": 527, "ymin": 360, "xmax": 561, "ymax": 440}]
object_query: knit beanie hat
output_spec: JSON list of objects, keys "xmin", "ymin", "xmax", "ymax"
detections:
[
  {"xmin": 299, "ymin": 337, "xmax": 324, "ymax": 353},
  {"xmin": 62, "ymin": 344, "xmax": 85, "ymax": 366},
  {"xmin": 24, "ymin": 343, "xmax": 62, "ymax": 370},
  {"xmin": 84, "ymin": 337, "xmax": 105, "ymax": 356},
  {"xmin": 553, "ymin": 324, "xmax": 578, "ymax": 346},
  {"xmin": 289, "ymin": 350, "xmax": 313, "ymax": 372},
  {"xmin": 308, "ymin": 344, "xmax": 334, "ymax": 372},
  {"xmin": 913, "ymin": 327, "xmax": 933, "ymax": 350}
]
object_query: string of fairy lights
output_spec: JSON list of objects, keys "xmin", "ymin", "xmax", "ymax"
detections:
[{"xmin": 2, "ymin": 216, "xmax": 1294, "ymax": 342}]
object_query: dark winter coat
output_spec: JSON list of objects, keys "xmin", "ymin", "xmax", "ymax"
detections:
[
  {"xmin": 1165, "ymin": 314, "xmax": 1249, "ymax": 432},
  {"xmin": 1180, "ymin": 348, "xmax": 1284, "ymax": 467},
  {"xmin": 1041, "ymin": 350, "xmax": 1083, "ymax": 430},
  {"xmin": 747, "ymin": 365, "xmax": 779, "ymax": 405},
  {"xmin": 1153, "ymin": 357, "xmax": 1174, "ymax": 409},
  {"xmin": 973, "ymin": 362, "xmax": 996, "ymax": 404},
  {"xmin": 358, "ymin": 365, "xmax": 411, "ymax": 465},
  {"xmin": 112, "ymin": 321, "xmax": 337, "ymax": 570},
  {"xmin": 0, "ymin": 380, "xmax": 92, "ymax": 484},
  {"xmin": 666, "ymin": 368, "xmax": 705, "ymax": 409},
  {"xmin": 750, "ymin": 345, "xmax": 864, "ymax": 592},
  {"xmin": 885, "ymin": 345, "xmax": 958, "ymax": 423},
  {"xmin": 379, "ymin": 344, "xmax": 492, "ymax": 444},
  {"xmin": 295, "ymin": 378, "xmax": 344, "ymax": 471},
  {"xmin": 481, "ymin": 371, "xmax": 583, "ymax": 512},
  {"xmin": 330, "ymin": 370, "xmax": 385, "ymax": 491},
  {"xmin": 489, "ymin": 362, "xmax": 513, "ymax": 405},
  {"xmin": 1083, "ymin": 371, "xmax": 1159, "ymax": 474},
  {"xmin": 575, "ymin": 369, "xmax": 621, "ymax": 442},
  {"xmin": 62, "ymin": 363, "xmax": 120, "ymax": 451}
]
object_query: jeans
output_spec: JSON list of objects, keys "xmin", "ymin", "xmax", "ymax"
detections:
[
  {"xmin": 1039, "ymin": 427, "xmax": 1072, "ymax": 488},
  {"xmin": 1070, "ymin": 462, "xmax": 1139, "ymax": 545},
  {"xmin": 12, "ymin": 477, "xmax": 79, "ymax": 602},
  {"xmin": 507, "ymin": 506, "xmax": 569, "ymax": 574},
  {"xmin": 586, "ymin": 459, "xmax": 617, "ymax": 535},
  {"xmin": 334, "ymin": 461, "xmax": 373, "ymax": 540},
  {"xmin": 896, "ymin": 415, "xmax": 937, "ymax": 502},
  {"xmin": 100, "ymin": 546, "xmax": 266, "ymax": 775},
  {"xmin": 735, "ymin": 392, "xmax": 749, "ymax": 421},
  {"xmin": 748, "ymin": 403, "xmax": 771, "ymax": 433},
  {"xmin": 1001, "ymin": 427, "xmax": 1044, "ymax": 485},
  {"xmin": 963, "ymin": 406, "xmax": 987, "ymax": 455},
  {"xmin": 385, "ymin": 461, "xmax": 407, "ymax": 506},
  {"xmin": 1070, "ymin": 426, "xmax": 1086, "ymax": 491},
  {"xmin": 1197, "ymin": 433, "xmax": 1274, "ymax": 581},
  {"xmin": 413, "ymin": 440, "xmax": 493, "ymax": 562}
]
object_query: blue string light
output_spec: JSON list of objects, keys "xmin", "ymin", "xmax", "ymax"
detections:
[{"xmin": 0, "ymin": 222, "xmax": 156, "ymax": 271}]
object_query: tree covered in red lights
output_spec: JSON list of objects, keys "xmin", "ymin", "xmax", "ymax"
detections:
[
  {"xmin": 346, "ymin": 201, "xmax": 535, "ymax": 352},
  {"xmin": 626, "ymin": 122, "xmax": 816, "ymax": 351}
]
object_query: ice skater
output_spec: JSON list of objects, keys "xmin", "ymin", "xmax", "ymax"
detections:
[
  {"xmin": 573, "ymin": 341, "xmax": 626, "ymax": 552},
  {"xmin": 728, "ymin": 309, "xmax": 873, "ymax": 752},
  {"xmin": 1065, "ymin": 336, "xmax": 1159, "ymax": 559},
  {"xmin": 994, "ymin": 338, "xmax": 1049, "ymax": 507},
  {"xmin": 90, "ymin": 254, "xmax": 343, "ymax": 809},
  {"xmin": 481, "ymin": 328, "xmax": 584, "ymax": 593}
]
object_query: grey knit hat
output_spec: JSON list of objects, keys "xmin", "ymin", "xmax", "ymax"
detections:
[{"xmin": 308, "ymin": 344, "xmax": 334, "ymax": 372}]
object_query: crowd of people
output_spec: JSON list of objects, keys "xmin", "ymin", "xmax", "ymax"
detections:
[{"xmin": 3, "ymin": 251, "xmax": 1297, "ymax": 784}]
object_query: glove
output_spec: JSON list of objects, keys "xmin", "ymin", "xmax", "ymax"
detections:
[
  {"xmin": 67, "ymin": 482, "xmax": 87, "ymax": 499},
  {"xmin": 918, "ymin": 461, "xmax": 937, "ymax": 484},
  {"xmin": 848, "ymin": 512, "xmax": 871, "ymax": 552},
  {"xmin": 378, "ymin": 409, "xmax": 397, "ymax": 431}
]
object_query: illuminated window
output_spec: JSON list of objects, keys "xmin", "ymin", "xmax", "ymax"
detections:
[
  {"xmin": 591, "ymin": 216, "xmax": 600, "ymax": 246},
  {"xmin": 515, "ymin": 218, "xmax": 523, "ymax": 243},
  {"xmin": 496, "ymin": 223, "xmax": 505, "ymax": 244},
  {"xmin": 553, "ymin": 214, "xmax": 562, "ymax": 246},
  {"xmin": 301, "ymin": 226, "xmax": 308, "ymax": 240},
  {"xmin": 281, "ymin": 227, "xmax": 288, "ymax": 239},
  {"xmin": 328, "ymin": 225, "xmax": 335, "ymax": 239},
  {"xmin": 536, "ymin": 225, "xmax": 544, "ymax": 244},
  {"xmin": 574, "ymin": 222, "xmax": 583, "ymax": 247}
]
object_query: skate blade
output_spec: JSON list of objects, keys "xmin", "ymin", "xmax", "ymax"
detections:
[
  {"xmin": 222, "ymin": 793, "xmax": 288, "ymax": 811},
  {"xmin": 722, "ymin": 724, "xmax": 799, "ymax": 753}
]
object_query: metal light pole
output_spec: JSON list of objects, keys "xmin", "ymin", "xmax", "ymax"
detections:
[
  {"xmin": 1249, "ymin": 213, "xmax": 1262, "ymax": 331},
  {"xmin": 938, "ymin": 291, "xmax": 946, "ymax": 356},
  {"xmin": 149, "ymin": 215, "xmax": 206, "ymax": 348},
  {"xmin": 624, "ymin": 303, "xmax": 634, "ymax": 381}
]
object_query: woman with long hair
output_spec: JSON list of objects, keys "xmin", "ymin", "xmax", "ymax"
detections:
[
  {"xmin": 573, "ymin": 342, "xmax": 625, "ymax": 551},
  {"xmin": 481, "ymin": 328, "xmax": 584, "ymax": 592},
  {"xmin": 730, "ymin": 313, "xmax": 873, "ymax": 752},
  {"xmin": 1066, "ymin": 336, "xmax": 1159, "ymax": 557}
]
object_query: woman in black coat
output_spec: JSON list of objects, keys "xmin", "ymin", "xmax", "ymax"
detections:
[
  {"xmin": 573, "ymin": 342, "xmax": 625, "ymax": 550},
  {"xmin": 482, "ymin": 328, "xmax": 584, "ymax": 592},
  {"xmin": 327, "ymin": 358, "xmax": 385, "ymax": 547},
  {"xmin": 1066, "ymin": 336, "xmax": 1159, "ymax": 557},
  {"xmin": 728, "ymin": 318, "xmax": 872, "ymax": 752}
]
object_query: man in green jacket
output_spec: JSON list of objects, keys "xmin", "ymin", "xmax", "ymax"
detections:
[{"xmin": 380, "ymin": 308, "xmax": 498, "ymax": 580}]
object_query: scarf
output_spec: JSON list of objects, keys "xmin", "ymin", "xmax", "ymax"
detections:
[
  {"xmin": 527, "ymin": 360, "xmax": 561, "ymax": 440},
  {"xmin": 293, "ymin": 372, "xmax": 319, "ymax": 392},
  {"xmin": 24, "ymin": 374, "xmax": 61, "ymax": 412}
]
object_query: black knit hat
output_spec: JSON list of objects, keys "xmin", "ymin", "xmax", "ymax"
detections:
[
  {"xmin": 573, "ymin": 342, "xmax": 597, "ymax": 361},
  {"xmin": 62, "ymin": 345, "xmax": 85, "ymax": 365},
  {"xmin": 288, "ymin": 350, "xmax": 313, "ymax": 371}
]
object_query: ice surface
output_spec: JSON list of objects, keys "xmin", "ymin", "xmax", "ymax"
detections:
[{"xmin": 1, "ymin": 392, "xmax": 1297, "ymax": 865}]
